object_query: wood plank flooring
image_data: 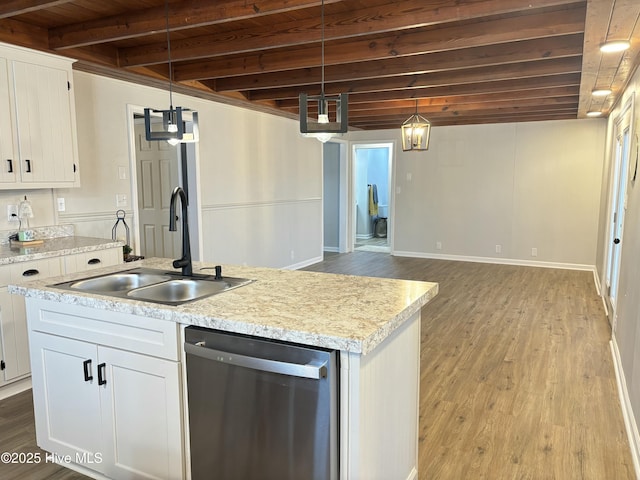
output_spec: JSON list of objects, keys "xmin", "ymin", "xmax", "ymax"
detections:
[
  {"xmin": 0, "ymin": 252, "xmax": 633, "ymax": 479},
  {"xmin": 305, "ymin": 252, "xmax": 634, "ymax": 479}
]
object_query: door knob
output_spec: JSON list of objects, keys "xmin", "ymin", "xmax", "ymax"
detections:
[{"xmin": 614, "ymin": 238, "xmax": 621, "ymax": 244}]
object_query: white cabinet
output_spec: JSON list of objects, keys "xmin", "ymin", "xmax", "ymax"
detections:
[
  {"xmin": 0, "ymin": 257, "xmax": 61, "ymax": 386},
  {"xmin": 0, "ymin": 245, "xmax": 122, "ymax": 388},
  {"xmin": 0, "ymin": 42, "xmax": 79, "ymax": 189},
  {"xmin": 28, "ymin": 299, "xmax": 184, "ymax": 480}
]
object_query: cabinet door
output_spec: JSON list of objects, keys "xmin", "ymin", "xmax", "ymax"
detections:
[
  {"xmin": 29, "ymin": 332, "xmax": 106, "ymax": 474},
  {"xmin": 0, "ymin": 57, "xmax": 17, "ymax": 184},
  {"xmin": 99, "ymin": 346, "xmax": 184, "ymax": 480},
  {"xmin": 0, "ymin": 288, "xmax": 18, "ymax": 382},
  {"xmin": 11, "ymin": 60, "xmax": 76, "ymax": 184}
]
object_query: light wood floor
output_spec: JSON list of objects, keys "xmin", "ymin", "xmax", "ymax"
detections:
[
  {"xmin": 306, "ymin": 252, "xmax": 635, "ymax": 479},
  {"xmin": 0, "ymin": 252, "xmax": 634, "ymax": 479}
]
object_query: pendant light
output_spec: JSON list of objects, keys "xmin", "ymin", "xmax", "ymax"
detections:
[
  {"xmin": 144, "ymin": 0, "xmax": 199, "ymax": 145},
  {"xmin": 401, "ymin": 100, "xmax": 431, "ymax": 151},
  {"xmin": 299, "ymin": 0, "xmax": 348, "ymax": 142}
]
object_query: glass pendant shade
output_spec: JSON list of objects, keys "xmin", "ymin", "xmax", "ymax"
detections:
[
  {"xmin": 299, "ymin": 93, "xmax": 348, "ymax": 143},
  {"xmin": 401, "ymin": 113, "xmax": 431, "ymax": 151}
]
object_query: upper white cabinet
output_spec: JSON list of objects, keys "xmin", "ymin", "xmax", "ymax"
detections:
[{"xmin": 0, "ymin": 42, "xmax": 79, "ymax": 189}]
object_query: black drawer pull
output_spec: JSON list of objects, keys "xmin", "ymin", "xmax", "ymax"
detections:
[
  {"xmin": 83, "ymin": 359, "xmax": 93, "ymax": 382},
  {"xmin": 25, "ymin": 159, "xmax": 31, "ymax": 173},
  {"xmin": 97, "ymin": 363, "xmax": 107, "ymax": 386},
  {"xmin": 22, "ymin": 269, "xmax": 40, "ymax": 277},
  {"xmin": 6, "ymin": 159, "xmax": 12, "ymax": 173},
  {"xmin": 87, "ymin": 258, "xmax": 101, "ymax": 265}
]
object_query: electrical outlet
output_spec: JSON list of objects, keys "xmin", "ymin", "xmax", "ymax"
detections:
[
  {"xmin": 57, "ymin": 197, "xmax": 65, "ymax": 212},
  {"xmin": 118, "ymin": 166, "xmax": 127, "ymax": 180},
  {"xmin": 7, "ymin": 204, "xmax": 18, "ymax": 222},
  {"xmin": 116, "ymin": 194, "xmax": 127, "ymax": 207},
  {"xmin": 531, "ymin": 247, "xmax": 538, "ymax": 257},
  {"xmin": 495, "ymin": 244, "xmax": 502, "ymax": 254},
  {"xmin": 436, "ymin": 241, "xmax": 442, "ymax": 250}
]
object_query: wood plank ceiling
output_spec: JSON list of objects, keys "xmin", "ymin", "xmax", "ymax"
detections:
[{"xmin": 0, "ymin": 0, "xmax": 638, "ymax": 130}]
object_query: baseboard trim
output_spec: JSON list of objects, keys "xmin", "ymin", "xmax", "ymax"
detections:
[
  {"xmin": 392, "ymin": 250, "xmax": 595, "ymax": 272},
  {"xmin": 610, "ymin": 337, "xmax": 640, "ymax": 478},
  {"xmin": 285, "ymin": 255, "xmax": 324, "ymax": 270},
  {"xmin": 0, "ymin": 377, "xmax": 31, "ymax": 401},
  {"xmin": 323, "ymin": 246, "xmax": 339, "ymax": 253}
]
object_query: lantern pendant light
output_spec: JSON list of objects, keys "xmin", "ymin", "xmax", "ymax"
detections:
[
  {"xmin": 299, "ymin": 0, "xmax": 348, "ymax": 142},
  {"xmin": 144, "ymin": 0, "xmax": 199, "ymax": 145},
  {"xmin": 401, "ymin": 100, "xmax": 431, "ymax": 151}
]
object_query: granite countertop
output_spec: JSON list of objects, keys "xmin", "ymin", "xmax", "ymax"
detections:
[
  {"xmin": 8, "ymin": 257, "xmax": 438, "ymax": 354},
  {"xmin": 0, "ymin": 236, "xmax": 124, "ymax": 265}
]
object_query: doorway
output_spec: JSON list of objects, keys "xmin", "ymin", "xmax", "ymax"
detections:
[
  {"xmin": 352, "ymin": 143, "xmax": 393, "ymax": 253},
  {"xmin": 604, "ymin": 97, "xmax": 634, "ymax": 330},
  {"xmin": 127, "ymin": 105, "xmax": 201, "ymax": 261}
]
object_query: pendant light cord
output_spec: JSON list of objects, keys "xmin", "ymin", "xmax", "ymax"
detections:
[
  {"xmin": 165, "ymin": 0, "xmax": 174, "ymax": 109},
  {"xmin": 320, "ymin": 0, "xmax": 325, "ymax": 95}
]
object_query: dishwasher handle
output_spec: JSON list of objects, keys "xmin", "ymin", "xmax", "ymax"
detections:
[{"xmin": 185, "ymin": 341, "xmax": 328, "ymax": 380}]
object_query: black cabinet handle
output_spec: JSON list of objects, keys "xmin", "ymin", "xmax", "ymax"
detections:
[
  {"xmin": 97, "ymin": 363, "xmax": 107, "ymax": 386},
  {"xmin": 6, "ymin": 159, "xmax": 12, "ymax": 173},
  {"xmin": 87, "ymin": 258, "xmax": 101, "ymax": 265},
  {"xmin": 25, "ymin": 159, "xmax": 31, "ymax": 173},
  {"xmin": 83, "ymin": 359, "xmax": 93, "ymax": 382},
  {"xmin": 22, "ymin": 269, "xmax": 40, "ymax": 277}
]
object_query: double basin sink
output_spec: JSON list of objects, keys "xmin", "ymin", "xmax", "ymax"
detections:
[{"xmin": 53, "ymin": 267, "xmax": 253, "ymax": 306}]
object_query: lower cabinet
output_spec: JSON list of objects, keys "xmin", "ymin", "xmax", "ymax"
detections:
[
  {"xmin": 0, "ymin": 257, "xmax": 62, "ymax": 386},
  {"xmin": 27, "ymin": 298, "xmax": 184, "ymax": 479},
  {"xmin": 0, "ymin": 246, "xmax": 122, "ymax": 389}
]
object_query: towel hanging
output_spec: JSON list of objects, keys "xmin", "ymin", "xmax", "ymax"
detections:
[{"xmin": 368, "ymin": 184, "xmax": 379, "ymax": 216}]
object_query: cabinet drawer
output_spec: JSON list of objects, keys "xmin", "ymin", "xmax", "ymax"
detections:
[
  {"xmin": 64, "ymin": 248, "xmax": 122, "ymax": 274},
  {"xmin": 27, "ymin": 299, "xmax": 180, "ymax": 360},
  {"xmin": 9, "ymin": 258, "xmax": 62, "ymax": 284},
  {"xmin": 0, "ymin": 264, "xmax": 10, "ymax": 287}
]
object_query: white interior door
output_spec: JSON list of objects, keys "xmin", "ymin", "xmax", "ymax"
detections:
[
  {"xmin": 134, "ymin": 121, "xmax": 181, "ymax": 259},
  {"xmin": 605, "ymin": 100, "xmax": 633, "ymax": 328}
]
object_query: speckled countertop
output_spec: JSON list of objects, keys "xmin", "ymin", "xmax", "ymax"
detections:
[
  {"xmin": 0, "ymin": 236, "xmax": 124, "ymax": 265},
  {"xmin": 8, "ymin": 257, "xmax": 438, "ymax": 355}
]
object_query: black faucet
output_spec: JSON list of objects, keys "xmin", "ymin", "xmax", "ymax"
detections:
[{"xmin": 169, "ymin": 186, "xmax": 193, "ymax": 276}]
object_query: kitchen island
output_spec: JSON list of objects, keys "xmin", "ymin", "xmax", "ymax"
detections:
[{"xmin": 10, "ymin": 257, "xmax": 438, "ymax": 480}]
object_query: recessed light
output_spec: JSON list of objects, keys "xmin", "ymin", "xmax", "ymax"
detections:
[
  {"xmin": 587, "ymin": 111, "xmax": 603, "ymax": 117},
  {"xmin": 592, "ymin": 88, "xmax": 612, "ymax": 97},
  {"xmin": 600, "ymin": 40, "xmax": 631, "ymax": 53}
]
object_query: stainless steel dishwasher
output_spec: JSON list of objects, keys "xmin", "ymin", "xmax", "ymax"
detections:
[{"xmin": 184, "ymin": 326, "xmax": 338, "ymax": 480}]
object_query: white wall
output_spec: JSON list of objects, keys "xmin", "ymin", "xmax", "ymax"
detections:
[
  {"xmin": 347, "ymin": 118, "xmax": 606, "ymax": 268},
  {"xmin": 596, "ymin": 64, "xmax": 640, "ymax": 471},
  {"xmin": 59, "ymin": 71, "xmax": 323, "ymax": 268},
  {"xmin": 323, "ymin": 143, "xmax": 340, "ymax": 251}
]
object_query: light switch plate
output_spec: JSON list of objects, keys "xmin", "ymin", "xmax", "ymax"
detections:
[
  {"xmin": 7, "ymin": 204, "xmax": 18, "ymax": 222},
  {"xmin": 57, "ymin": 198, "xmax": 65, "ymax": 212}
]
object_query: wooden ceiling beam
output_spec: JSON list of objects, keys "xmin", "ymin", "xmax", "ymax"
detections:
[
  {"xmin": 247, "ymin": 56, "xmax": 583, "ymax": 101},
  {"xmin": 349, "ymin": 106, "xmax": 577, "ymax": 125},
  {"xmin": 358, "ymin": 112, "xmax": 577, "ymax": 128},
  {"xmin": 342, "ymin": 97, "xmax": 579, "ymax": 118},
  {"xmin": 49, "ymin": 0, "xmax": 344, "ymax": 50},
  {"xmin": 211, "ymin": 34, "xmax": 584, "ymax": 91},
  {"xmin": 127, "ymin": 2, "xmax": 585, "ymax": 68},
  {"xmin": 305, "ymin": 73, "xmax": 582, "ymax": 105},
  {"xmin": 282, "ymin": 87, "xmax": 580, "ymax": 113},
  {"xmin": 0, "ymin": 0, "xmax": 73, "ymax": 19}
]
